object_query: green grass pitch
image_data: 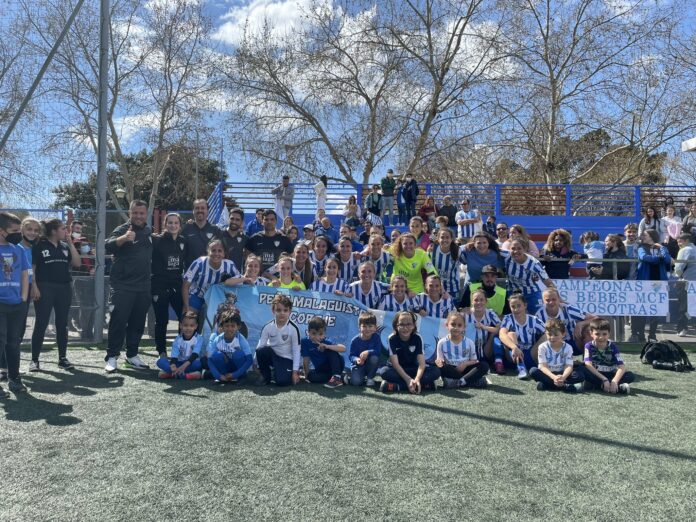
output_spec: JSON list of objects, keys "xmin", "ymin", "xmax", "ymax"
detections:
[{"xmin": 2, "ymin": 346, "xmax": 695, "ymax": 521}]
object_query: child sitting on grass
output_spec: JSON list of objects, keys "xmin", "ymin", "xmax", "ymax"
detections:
[
  {"xmin": 582, "ymin": 318, "xmax": 634, "ymax": 394},
  {"xmin": 435, "ymin": 311, "xmax": 490, "ymax": 388},
  {"xmin": 529, "ymin": 319, "xmax": 584, "ymax": 393},
  {"xmin": 206, "ymin": 310, "xmax": 253, "ymax": 384},
  {"xmin": 380, "ymin": 311, "xmax": 440, "ymax": 393},
  {"xmin": 301, "ymin": 316, "xmax": 346, "ymax": 389},
  {"xmin": 348, "ymin": 311, "xmax": 383, "ymax": 387},
  {"xmin": 157, "ymin": 311, "xmax": 204, "ymax": 380}
]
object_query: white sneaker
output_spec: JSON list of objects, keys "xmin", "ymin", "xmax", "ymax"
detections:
[
  {"xmin": 125, "ymin": 355, "xmax": 150, "ymax": 370},
  {"xmin": 104, "ymin": 357, "xmax": 118, "ymax": 373},
  {"xmin": 619, "ymin": 383, "xmax": 631, "ymax": 395},
  {"xmin": 517, "ymin": 368, "xmax": 528, "ymax": 380},
  {"xmin": 366, "ymin": 378, "xmax": 376, "ymax": 387},
  {"xmin": 28, "ymin": 360, "xmax": 40, "ymax": 372},
  {"xmin": 678, "ymin": 330, "xmax": 688, "ymax": 337}
]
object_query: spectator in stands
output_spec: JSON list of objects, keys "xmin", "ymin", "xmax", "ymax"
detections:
[
  {"xmin": 683, "ymin": 201, "xmax": 696, "ymax": 236},
  {"xmin": 631, "ymin": 229, "xmax": 671, "ymax": 343},
  {"xmin": 455, "ymin": 199, "xmax": 482, "ymax": 241},
  {"xmin": 662, "ymin": 204, "xmax": 682, "ymax": 258},
  {"xmin": 580, "ymin": 231, "xmax": 604, "ymax": 278},
  {"xmin": 182, "ymin": 199, "xmax": 223, "ymax": 268},
  {"xmin": 591, "ymin": 234, "xmax": 629, "ymax": 280},
  {"xmin": 540, "ymin": 229, "xmax": 583, "ymax": 280},
  {"xmin": 483, "ymin": 215, "xmax": 497, "ymax": 238},
  {"xmin": 271, "ymin": 175, "xmax": 294, "ymax": 221},
  {"xmin": 418, "ymin": 196, "xmax": 438, "ymax": 231},
  {"xmin": 637, "ymin": 205, "xmax": 664, "ymax": 241},
  {"xmin": 342, "ymin": 195, "xmax": 361, "ymax": 228},
  {"xmin": 286, "ymin": 226, "xmax": 299, "ymax": 247},
  {"xmin": 395, "ymin": 180, "xmax": 407, "ymax": 226},
  {"xmin": 409, "ymin": 216, "xmax": 431, "ymax": 250},
  {"xmin": 220, "ymin": 208, "xmax": 247, "ymax": 271},
  {"xmin": 675, "ymin": 233, "xmax": 696, "ymax": 337},
  {"xmin": 314, "ymin": 175, "xmax": 328, "ymax": 212},
  {"xmin": 436, "ymin": 196, "xmax": 458, "ymax": 232},
  {"xmin": 495, "ymin": 222, "xmax": 510, "ymax": 247},
  {"xmin": 151, "ymin": 212, "xmax": 187, "ymax": 358},
  {"xmin": 245, "ymin": 210, "xmax": 294, "ymax": 274},
  {"xmin": 104, "ymin": 200, "xmax": 153, "ymax": 372},
  {"xmin": 364, "ymin": 184, "xmax": 382, "ymax": 218},
  {"xmin": 623, "ymin": 223, "xmax": 639, "ymax": 280},
  {"xmin": 403, "ymin": 174, "xmax": 419, "ymax": 222},
  {"xmin": 502, "ymin": 224, "xmax": 540, "ymax": 257},
  {"xmin": 244, "ymin": 208, "xmax": 265, "ymax": 237},
  {"xmin": 281, "ymin": 216, "xmax": 295, "ymax": 235},
  {"xmin": 300, "ymin": 223, "xmax": 315, "ymax": 248},
  {"xmin": 315, "ymin": 216, "xmax": 339, "ymax": 245},
  {"xmin": 339, "ymin": 225, "xmax": 363, "ymax": 252},
  {"xmin": 460, "ymin": 233, "xmax": 504, "ymax": 283},
  {"xmin": 380, "ymin": 169, "xmax": 397, "ymax": 226}
]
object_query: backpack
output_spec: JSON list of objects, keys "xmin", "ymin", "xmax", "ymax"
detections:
[{"xmin": 640, "ymin": 340, "xmax": 694, "ymax": 372}]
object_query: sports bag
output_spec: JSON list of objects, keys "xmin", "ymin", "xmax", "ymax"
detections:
[{"xmin": 640, "ymin": 340, "xmax": 693, "ymax": 372}]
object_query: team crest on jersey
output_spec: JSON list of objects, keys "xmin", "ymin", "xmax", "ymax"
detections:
[
  {"xmin": 532, "ymin": 274, "xmax": 539, "ymax": 282},
  {"xmin": 408, "ymin": 345, "xmax": 416, "ymax": 352},
  {"xmin": 149, "ymin": 236, "xmax": 152, "ymax": 243},
  {"xmin": 62, "ymin": 249, "xmax": 69, "ymax": 257},
  {"xmin": 282, "ymin": 334, "xmax": 289, "ymax": 341},
  {"xmin": 206, "ymin": 232, "xmax": 213, "ymax": 239},
  {"xmin": 153, "ymin": 295, "xmax": 159, "ymax": 303},
  {"xmin": 179, "ymin": 243, "xmax": 185, "ymax": 250},
  {"xmin": 411, "ymin": 262, "xmax": 417, "ymax": 268},
  {"xmin": 237, "ymin": 237, "xmax": 242, "ymax": 243},
  {"xmin": 274, "ymin": 241, "xmax": 280, "ymax": 247}
]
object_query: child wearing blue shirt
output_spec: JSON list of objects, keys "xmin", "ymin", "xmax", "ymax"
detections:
[
  {"xmin": 348, "ymin": 311, "xmax": 383, "ymax": 387},
  {"xmin": 157, "ymin": 311, "xmax": 205, "ymax": 380},
  {"xmin": 301, "ymin": 316, "xmax": 346, "ymax": 389},
  {"xmin": 207, "ymin": 310, "xmax": 253, "ymax": 384},
  {"xmin": 0, "ymin": 212, "xmax": 30, "ymax": 395}
]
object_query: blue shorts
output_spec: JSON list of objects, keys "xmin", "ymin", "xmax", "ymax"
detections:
[{"xmin": 188, "ymin": 294, "xmax": 204, "ymax": 311}]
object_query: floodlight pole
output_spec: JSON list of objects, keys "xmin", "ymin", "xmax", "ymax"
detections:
[
  {"xmin": 0, "ymin": 0, "xmax": 86, "ymax": 154},
  {"xmin": 94, "ymin": 0, "xmax": 110, "ymax": 343}
]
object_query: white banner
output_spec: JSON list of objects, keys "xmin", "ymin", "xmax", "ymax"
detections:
[
  {"xmin": 686, "ymin": 282, "xmax": 696, "ymax": 316},
  {"xmin": 553, "ymin": 279, "xmax": 669, "ymax": 316}
]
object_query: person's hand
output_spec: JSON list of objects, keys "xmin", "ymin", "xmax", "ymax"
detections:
[
  {"xmin": 418, "ymin": 309, "xmax": 427, "ymax": 317},
  {"xmin": 511, "ymin": 347, "xmax": 523, "ymax": 362},
  {"xmin": 569, "ymin": 254, "xmax": 580, "ymax": 264},
  {"xmin": 407, "ymin": 291, "xmax": 416, "ymax": 299},
  {"xmin": 121, "ymin": 226, "xmax": 136, "ymax": 243},
  {"xmin": 31, "ymin": 286, "xmax": 41, "ymax": 301},
  {"xmin": 474, "ymin": 321, "xmax": 484, "ymax": 330},
  {"xmin": 590, "ymin": 266, "xmax": 602, "ymax": 274},
  {"xmin": 435, "ymin": 358, "xmax": 444, "ymax": 368},
  {"xmin": 270, "ymin": 280, "xmax": 281, "ymax": 287},
  {"xmin": 609, "ymin": 381, "xmax": 619, "ymax": 394},
  {"xmin": 182, "ymin": 305, "xmax": 190, "ymax": 314},
  {"xmin": 170, "ymin": 364, "xmax": 179, "ymax": 375},
  {"xmin": 553, "ymin": 375, "xmax": 565, "ymax": 387},
  {"xmin": 359, "ymin": 351, "xmax": 368, "ymax": 364},
  {"xmin": 292, "ymin": 371, "xmax": 300, "ymax": 385},
  {"xmin": 409, "ymin": 379, "xmax": 421, "ymax": 394},
  {"xmin": 318, "ymin": 343, "xmax": 326, "ymax": 352}
]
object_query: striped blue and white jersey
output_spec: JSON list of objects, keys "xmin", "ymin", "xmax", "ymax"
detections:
[
  {"xmin": 171, "ymin": 333, "xmax": 204, "ymax": 362},
  {"xmin": 436, "ymin": 336, "xmax": 477, "ymax": 365},
  {"xmin": 416, "ymin": 293, "xmax": 456, "ymax": 318},
  {"xmin": 537, "ymin": 341, "xmax": 574, "ymax": 372},
  {"xmin": 337, "ymin": 256, "xmax": 361, "ymax": 282},
  {"xmin": 500, "ymin": 314, "xmax": 545, "ymax": 351},
  {"xmin": 378, "ymin": 294, "xmax": 419, "ymax": 312},
  {"xmin": 309, "ymin": 252, "xmax": 332, "ymax": 278},
  {"xmin": 207, "ymin": 331, "xmax": 252, "ymax": 358},
  {"xmin": 362, "ymin": 251, "xmax": 392, "ymax": 282},
  {"xmin": 503, "ymin": 253, "xmax": 549, "ymax": 295},
  {"xmin": 536, "ymin": 304, "xmax": 586, "ymax": 342},
  {"xmin": 455, "ymin": 209, "xmax": 481, "ymax": 239},
  {"xmin": 349, "ymin": 280, "xmax": 389, "ymax": 309},
  {"xmin": 184, "ymin": 257, "xmax": 240, "ymax": 299},
  {"xmin": 252, "ymin": 276, "xmax": 270, "ymax": 286},
  {"xmin": 431, "ymin": 244, "xmax": 461, "ymax": 295},
  {"xmin": 310, "ymin": 278, "xmax": 351, "ymax": 294},
  {"xmin": 466, "ymin": 308, "xmax": 501, "ymax": 359}
]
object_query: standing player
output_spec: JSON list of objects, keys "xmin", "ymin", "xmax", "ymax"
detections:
[{"xmin": 256, "ymin": 294, "xmax": 302, "ymax": 386}]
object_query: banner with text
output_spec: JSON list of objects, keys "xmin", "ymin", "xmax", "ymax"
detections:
[
  {"xmin": 553, "ymin": 279, "xmax": 669, "ymax": 316},
  {"xmin": 203, "ymin": 285, "xmax": 456, "ymax": 366},
  {"xmin": 686, "ymin": 282, "xmax": 696, "ymax": 316}
]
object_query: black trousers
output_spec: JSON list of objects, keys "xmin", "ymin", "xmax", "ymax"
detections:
[
  {"xmin": 31, "ymin": 281, "xmax": 72, "ymax": 361},
  {"xmin": 582, "ymin": 368, "xmax": 634, "ymax": 390},
  {"xmin": 106, "ymin": 288, "xmax": 151, "ymax": 359},
  {"xmin": 151, "ymin": 284, "xmax": 183, "ymax": 355},
  {"xmin": 530, "ymin": 367, "xmax": 584, "ymax": 389},
  {"xmin": 256, "ymin": 345, "xmax": 294, "ymax": 386},
  {"xmin": 306, "ymin": 350, "xmax": 345, "ymax": 383},
  {"xmin": 439, "ymin": 361, "xmax": 490, "ymax": 383},
  {"xmin": 0, "ymin": 302, "xmax": 25, "ymax": 380},
  {"xmin": 0, "ymin": 300, "xmax": 29, "ymax": 370}
]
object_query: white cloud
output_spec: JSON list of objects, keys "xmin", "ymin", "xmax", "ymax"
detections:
[{"xmin": 212, "ymin": 0, "xmax": 328, "ymax": 45}]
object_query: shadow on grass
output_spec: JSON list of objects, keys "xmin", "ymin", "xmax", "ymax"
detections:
[
  {"xmin": 631, "ymin": 389, "xmax": 679, "ymax": 400},
  {"xmin": 22, "ymin": 368, "xmax": 125, "ymax": 397},
  {"xmin": 1, "ymin": 393, "xmax": 81, "ymax": 426},
  {"xmin": 364, "ymin": 393, "xmax": 696, "ymax": 463}
]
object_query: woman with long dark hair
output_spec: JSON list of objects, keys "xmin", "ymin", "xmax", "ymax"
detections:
[{"xmin": 29, "ymin": 218, "xmax": 81, "ymax": 371}]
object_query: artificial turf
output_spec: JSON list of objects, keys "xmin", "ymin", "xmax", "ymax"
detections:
[{"xmin": 2, "ymin": 345, "xmax": 695, "ymax": 521}]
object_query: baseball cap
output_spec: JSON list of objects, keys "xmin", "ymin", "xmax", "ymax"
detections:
[
  {"xmin": 481, "ymin": 264, "xmax": 498, "ymax": 275},
  {"xmin": 302, "ymin": 223, "xmax": 314, "ymax": 231}
]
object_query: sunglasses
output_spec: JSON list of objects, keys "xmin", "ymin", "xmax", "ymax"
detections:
[{"xmin": 497, "ymin": 227, "xmax": 508, "ymax": 231}]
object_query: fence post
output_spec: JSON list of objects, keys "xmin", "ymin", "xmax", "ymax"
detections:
[
  {"xmin": 494, "ymin": 185, "xmax": 502, "ymax": 217},
  {"xmin": 357, "ymin": 184, "xmax": 363, "ymax": 206},
  {"xmin": 565, "ymin": 185, "xmax": 572, "ymax": 217},
  {"xmin": 634, "ymin": 186, "xmax": 642, "ymax": 221},
  {"xmin": 425, "ymin": 183, "xmax": 431, "ymax": 196}
]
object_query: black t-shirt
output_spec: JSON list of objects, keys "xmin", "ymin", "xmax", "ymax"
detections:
[
  {"xmin": 437, "ymin": 204, "xmax": 458, "ymax": 226},
  {"xmin": 388, "ymin": 332, "xmax": 423, "ymax": 368},
  {"xmin": 221, "ymin": 230, "xmax": 248, "ymax": 272},
  {"xmin": 32, "ymin": 239, "xmax": 72, "ymax": 284},
  {"xmin": 151, "ymin": 233, "xmax": 187, "ymax": 286},
  {"xmin": 245, "ymin": 232, "xmax": 293, "ymax": 272},
  {"xmin": 181, "ymin": 222, "xmax": 223, "ymax": 267}
]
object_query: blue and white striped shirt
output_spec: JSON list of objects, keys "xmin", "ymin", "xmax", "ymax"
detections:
[
  {"xmin": 337, "ymin": 256, "xmax": 361, "ymax": 282},
  {"xmin": 349, "ymin": 280, "xmax": 389, "ymax": 309},
  {"xmin": 431, "ymin": 244, "xmax": 461, "ymax": 295},
  {"xmin": 184, "ymin": 257, "xmax": 240, "ymax": 299},
  {"xmin": 466, "ymin": 308, "xmax": 501, "ymax": 359},
  {"xmin": 309, "ymin": 252, "xmax": 332, "ymax": 278},
  {"xmin": 455, "ymin": 209, "xmax": 481, "ymax": 239},
  {"xmin": 500, "ymin": 314, "xmax": 545, "ymax": 351},
  {"xmin": 310, "ymin": 278, "xmax": 351, "ymax": 294},
  {"xmin": 416, "ymin": 293, "xmax": 456, "ymax": 318},
  {"xmin": 378, "ymin": 294, "xmax": 419, "ymax": 312},
  {"xmin": 504, "ymin": 254, "xmax": 549, "ymax": 295},
  {"xmin": 436, "ymin": 336, "xmax": 478, "ymax": 365},
  {"xmin": 537, "ymin": 341, "xmax": 574, "ymax": 372},
  {"xmin": 171, "ymin": 333, "xmax": 204, "ymax": 362},
  {"xmin": 536, "ymin": 304, "xmax": 586, "ymax": 343},
  {"xmin": 362, "ymin": 251, "xmax": 392, "ymax": 283}
]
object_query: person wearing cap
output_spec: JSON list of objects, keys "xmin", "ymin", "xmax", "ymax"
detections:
[
  {"xmin": 455, "ymin": 198, "xmax": 482, "ymax": 241},
  {"xmin": 271, "ymin": 175, "xmax": 294, "ymax": 221},
  {"xmin": 436, "ymin": 196, "xmax": 458, "ymax": 232},
  {"xmin": 458, "ymin": 264, "xmax": 510, "ymax": 317},
  {"xmin": 300, "ymin": 223, "xmax": 315, "ymax": 247},
  {"xmin": 380, "ymin": 168, "xmax": 397, "ymax": 226}
]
